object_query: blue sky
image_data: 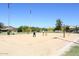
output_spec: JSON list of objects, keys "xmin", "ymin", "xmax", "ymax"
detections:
[{"xmin": 0, "ymin": 3, "xmax": 79, "ymax": 28}]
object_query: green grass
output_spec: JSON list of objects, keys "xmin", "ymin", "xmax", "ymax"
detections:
[
  {"xmin": 63, "ymin": 45, "xmax": 79, "ymax": 56},
  {"xmin": 0, "ymin": 32, "xmax": 31, "ymax": 35},
  {"xmin": 0, "ymin": 32, "xmax": 7, "ymax": 35}
]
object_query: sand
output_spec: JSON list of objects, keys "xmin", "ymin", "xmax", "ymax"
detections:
[{"xmin": 0, "ymin": 33, "xmax": 79, "ymax": 56}]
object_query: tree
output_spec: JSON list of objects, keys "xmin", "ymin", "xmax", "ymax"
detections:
[
  {"xmin": 74, "ymin": 25, "xmax": 78, "ymax": 33},
  {"xmin": 65, "ymin": 25, "xmax": 70, "ymax": 32},
  {"xmin": 17, "ymin": 26, "xmax": 48, "ymax": 33},
  {"xmin": 0, "ymin": 22, "xmax": 4, "ymax": 33},
  {"xmin": 17, "ymin": 26, "xmax": 23, "ymax": 32},
  {"xmin": 41, "ymin": 28, "xmax": 47, "ymax": 32},
  {"xmin": 27, "ymin": 26, "xmax": 32, "ymax": 33},
  {"xmin": 48, "ymin": 27, "xmax": 53, "ymax": 32},
  {"xmin": 17, "ymin": 26, "xmax": 30, "ymax": 32},
  {"xmin": 55, "ymin": 19, "xmax": 62, "ymax": 30},
  {"xmin": 0, "ymin": 22, "xmax": 4, "ymax": 29}
]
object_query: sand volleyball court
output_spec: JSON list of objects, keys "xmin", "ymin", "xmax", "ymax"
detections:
[{"xmin": 0, "ymin": 33, "xmax": 79, "ymax": 56}]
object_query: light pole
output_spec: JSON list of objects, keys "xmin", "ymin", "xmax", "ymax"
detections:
[
  {"xmin": 8, "ymin": 3, "xmax": 10, "ymax": 27},
  {"xmin": 29, "ymin": 10, "xmax": 31, "ymax": 33},
  {"xmin": 7, "ymin": 3, "xmax": 10, "ymax": 35}
]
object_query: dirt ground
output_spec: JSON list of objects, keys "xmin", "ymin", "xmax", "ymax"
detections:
[{"xmin": 0, "ymin": 33, "xmax": 79, "ymax": 56}]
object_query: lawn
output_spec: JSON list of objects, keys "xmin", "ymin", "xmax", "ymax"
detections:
[{"xmin": 63, "ymin": 45, "xmax": 79, "ymax": 56}]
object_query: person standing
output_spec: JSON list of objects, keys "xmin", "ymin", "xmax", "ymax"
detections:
[
  {"xmin": 42, "ymin": 30, "xmax": 45, "ymax": 36},
  {"xmin": 33, "ymin": 31, "xmax": 36, "ymax": 37},
  {"xmin": 45, "ymin": 31, "xmax": 47, "ymax": 36}
]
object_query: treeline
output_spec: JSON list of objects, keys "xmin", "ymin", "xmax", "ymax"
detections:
[
  {"xmin": 53, "ymin": 19, "xmax": 79, "ymax": 33},
  {"xmin": 0, "ymin": 19, "xmax": 79, "ymax": 33},
  {"xmin": 17, "ymin": 26, "xmax": 49, "ymax": 32}
]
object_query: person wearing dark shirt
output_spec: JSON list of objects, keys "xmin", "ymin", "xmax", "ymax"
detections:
[{"xmin": 33, "ymin": 31, "xmax": 36, "ymax": 37}]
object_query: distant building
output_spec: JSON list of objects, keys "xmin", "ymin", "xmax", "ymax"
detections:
[
  {"xmin": 69, "ymin": 26, "xmax": 79, "ymax": 33},
  {"xmin": 0, "ymin": 26, "xmax": 17, "ymax": 32},
  {"xmin": 69, "ymin": 26, "xmax": 75, "ymax": 29}
]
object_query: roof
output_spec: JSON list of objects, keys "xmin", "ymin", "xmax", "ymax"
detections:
[{"xmin": 1, "ymin": 26, "xmax": 16, "ymax": 30}]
